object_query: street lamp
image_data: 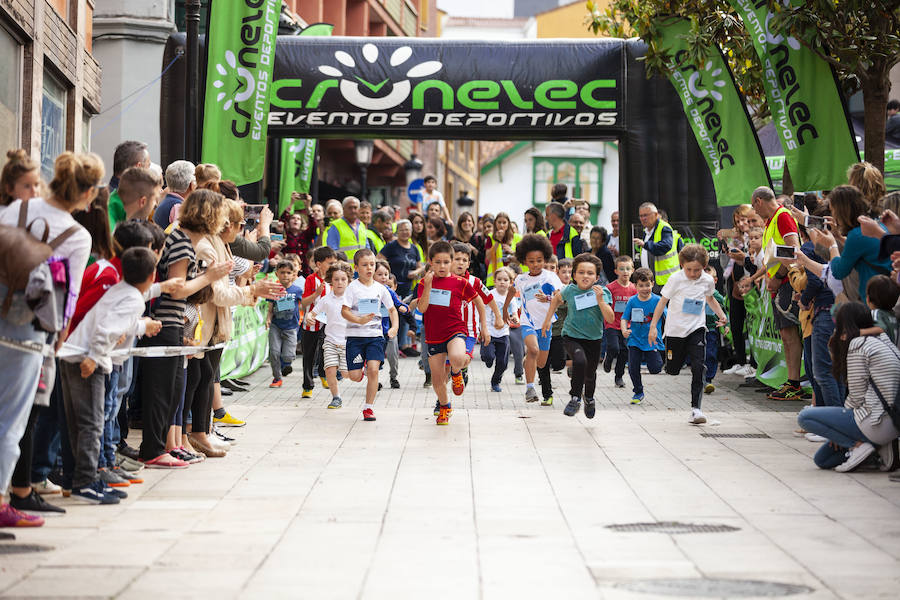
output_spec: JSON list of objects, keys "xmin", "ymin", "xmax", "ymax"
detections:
[
  {"xmin": 404, "ymin": 153, "xmax": 423, "ymax": 186},
  {"xmin": 354, "ymin": 139, "xmax": 374, "ymax": 201}
]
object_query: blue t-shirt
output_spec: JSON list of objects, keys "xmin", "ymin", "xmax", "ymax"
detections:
[
  {"xmin": 268, "ymin": 284, "xmax": 303, "ymax": 330},
  {"xmin": 381, "ymin": 241, "xmax": 420, "ymax": 297},
  {"xmin": 623, "ymin": 293, "xmax": 665, "ymax": 351},
  {"xmin": 380, "ymin": 288, "xmax": 407, "ymax": 336}
]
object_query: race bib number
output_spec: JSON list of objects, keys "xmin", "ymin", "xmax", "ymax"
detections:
[
  {"xmin": 682, "ymin": 298, "xmax": 704, "ymax": 315},
  {"xmin": 358, "ymin": 298, "xmax": 380, "ymax": 315},
  {"xmin": 574, "ymin": 292, "xmax": 596, "ymax": 311},
  {"xmin": 523, "ymin": 283, "xmax": 540, "ymax": 302},
  {"xmin": 507, "ymin": 298, "xmax": 519, "ymax": 315},
  {"xmin": 316, "ymin": 312, "xmax": 327, "ymax": 324},
  {"xmin": 429, "ymin": 288, "xmax": 451, "ymax": 307},
  {"xmin": 631, "ymin": 308, "xmax": 645, "ymax": 323},
  {"xmin": 614, "ymin": 300, "xmax": 627, "ymax": 313},
  {"xmin": 276, "ymin": 298, "xmax": 295, "ymax": 313},
  {"xmin": 380, "ymin": 305, "xmax": 390, "ymax": 317}
]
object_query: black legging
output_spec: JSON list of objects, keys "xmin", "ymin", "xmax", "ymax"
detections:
[
  {"xmin": 563, "ymin": 337, "xmax": 603, "ymax": 400},
  {"xmin": 301, "ymin": 329, "xmax": 325, "ymax": 390},
  {"xmin": 184, "ymin": 348, "xmax": 223, "ymax": 435},
  {"xmin": 11, "ymin": 405, "xmax": 41, "ymax": 488},
  {"xmin": 537, "ymin": 336, "xmax": 566, "ymax": 399},
  {"xmin": 137, "ymin": 326, "xmax": 184, "ymax": 461},
  {"xmin": 730, "ymin": 296, "xmax": 747, "ymax": 365}
]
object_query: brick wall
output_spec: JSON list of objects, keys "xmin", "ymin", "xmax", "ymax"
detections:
[
  {"xmin": 42, "ymin": 0, "xmax": 77, "ymax": 83},
  {"xmin": 0, "ymin": 0, "xmax": 36, "ymax": 36},
  {"xmin": 82, "ymin": 51, "xmax": 100, "ymax": 111}
]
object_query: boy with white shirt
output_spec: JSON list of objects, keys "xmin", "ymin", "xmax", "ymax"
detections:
[
  {"xmin": 340, "ymin": 249, "xmax": 398, "ymax": 422},
  {"xmin": 60, "ymin": 248, "xmax": 162, "ymax": 504},
  {"xmin": 648, "ymin": 244, "xmax": 727, "ymax": 424},
  {"xmin": 306, "ymin": 262, "xmax": 354, "ymax": 409}
]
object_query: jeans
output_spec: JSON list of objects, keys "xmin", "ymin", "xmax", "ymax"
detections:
[
  {"xmin": 811, "ymin": 310, "xmax": 843, "ymax": 407},
  {"xmin": 270, "ymin": 324, "xmax": 298, "ymax": 381},
  {"xmin": 0, "ymin": 310, "xmax": 46, "ymax": 493},
  {"xmin": 31, "ymin": 366, "xmax": 62, "ymax": 483},
  {"xmin": 421, "ymin": 342, "xmax": 431, "ymax": 375},
  {"xmin": 627, "ymin": 346, "xmax": 664, "ymax": 396},
  {"xmin": 704, "ymin": 330, "xmax": 719, "ymax": 383},
  {"xmin": 385, "ymin": 336, "xmax": 399, "ymax": 379},
  {"xmin": 397, "ymin": 312, "xmax": 412, "ymax": 350},
  {"xmin": 10, "ymin": 406, "xmax": 40, "ymax": 488},
  {"xmin": 99, "ymin": 366, "xmax": 121, "ymax": 469},
  {"xmin": 509, "ymin": 326, "xmax": 525, "ymax": 378},
  {"xmin": 481, "ymin": 335, "xmax": 509, "ymax": 387},
  {"xmin": 603, "ymin": 328, "xmax": 628, "ymax": 379},
  {"xmin": 564, "ymin": 337, "xmax": 603, "ymax": 399},
  {"xmin": 797, "ymin": 406, "xmax": 872, "ymax": 469},
  {"xmin": 59, "ymin": 361, "xmax": 106, "ymax": 488}
]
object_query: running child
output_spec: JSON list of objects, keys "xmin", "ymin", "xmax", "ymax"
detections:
[
  {"xmin": 604, "ymin": 255, "xmax": 636, "ymax": 388},
  {"xmin": 266, "ymin": 260, "xmax": 303, "ymax": 390},
  {"xmin": 648, "ymin": 244, "xmax": 727, "ymax": 424},
  {"xmin": 542, "ymin": 254, "xmax": 614, "ymax": 418},
  {"xmin": 502, "ymin": 234, "xmax": 563, "ymax": 404},
  {"xmin": 375, "ymin": 260, "xmax": 409, "ymax": 389},
  {"xmin": 341, "ymin": 249, "xmax": 398, "ymax": 422},
  {"xmin": 418, "ymin": 241, "xmax": 489, "ymax": 425},
  {"xmin": 450, "ymin": 242, "xmax": 504, "ymax": 379},
  {"xmin": 702, "ymin": 265, "xmax": 728, "ymax": 394},
  {"xmin": 298, "ymin": 246, "xmax": 336, "ymax": 396},
  {"xmin": 305, "ymin": 262, "xmax": 354, "ymax": 409},
  {"xmin": 537, "ymin": 257, "xmax": 572, "ymax": 405},
  {"xmin": 622, "ymin": 268, "xmax": 665, "ymax": 405},
  {"xmin": 482, "ymin": 266, "xmax": 517, "ymax": 392}
]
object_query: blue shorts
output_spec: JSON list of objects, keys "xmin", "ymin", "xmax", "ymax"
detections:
[
  {"xmin": 345, "ymin": 336, "xmax": 386, "ymax": 371},
  {"xmin": 465, "ymin": 336, "xmax": 476, "ymax": 356},
  {"xmin": 428, "ymin": 333, "xmax": 467, "ymax": 357},
  {"xmin": 520, "ymin": 324, "xmax": 552, "ymax": 351}
]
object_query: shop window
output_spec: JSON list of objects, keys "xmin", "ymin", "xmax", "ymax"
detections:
[
  {"xmin": 0, "ymin": 27, "xmax": 21, "ymax": 153},
  {"xmin": 41, "ymin": 72, "xmax": 68, "ymax": 181}
]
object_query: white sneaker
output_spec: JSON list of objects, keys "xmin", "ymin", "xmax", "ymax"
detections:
[
  {"xmin": 689, "ymin": 408, "xmax": 707, "ymax": 424},
  {"xmin": 207, "ymin": 434, "xmax": 231, "ymax": 453},
  {"xmin": 834, "ymin": 442, "xmax": 876, "ymax": 472},
  {"xmin": 723, "ymin": 364, "xmax": 744, "ymax": 375},
  {"xmin": 739, "ymin": 364, "xmax": 756, "ymax": 377},
  {"xmin": 32, "ymin": 479, "xmax": 61, "ymax": 495},
  {"xmin": 805, "ymin": 433, "xmax": 827, "ymax": 443}
]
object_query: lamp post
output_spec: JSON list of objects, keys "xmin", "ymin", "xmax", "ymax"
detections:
[
  {"xmin": 354, "ymin": 139, "xmax": 374, "ymax": 202},
  {"xmin": 185, "ymin": 0, "xmax": 201, "ymax": 162},
  {"xmin": 403, "ymin": 153, "xmax": 423, "ymax": 187}
]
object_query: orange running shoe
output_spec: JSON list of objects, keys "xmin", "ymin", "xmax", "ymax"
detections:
[
  {"xmin": 269, "ymin": 379, "xmax": 283, "ymax": 388},
  {"xmin": 436, "ymin": 405, "xmax": 452, "ymax": 425},
  {"xmin": 451, "ymin": 371, "xmax": 465, "ymax": 396}
]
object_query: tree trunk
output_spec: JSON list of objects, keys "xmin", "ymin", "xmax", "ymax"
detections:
[{"xmin": 861, "ymin": 74, "xmax": 890, "ymax": 173}]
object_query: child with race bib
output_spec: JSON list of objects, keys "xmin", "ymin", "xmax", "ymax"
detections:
[
  {"xmin": 648, "ymin": 244, "xmax": 727, "ymax": 424},
  {"xmin": 622, "ymin": 268, "xmax": 665, "ymax": 405},
  {"xmin": 482, "ymin": 266, "xmax": 517, "ymax": 392},
  {"xmin": 305, "ymin": 262, "xmax": 354, "ymax": 409},
  {"xmin": 542, "ymin": 254, "xmax": 614, "ymax": 418},
  {"xmin": 604, "ymin": 255, "xmax": 636, "ymax": 388}
]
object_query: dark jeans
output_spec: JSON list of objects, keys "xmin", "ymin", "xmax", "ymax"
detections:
[
  {"xmin": 665, "ymin": 328, "xmax": 707, "ymax": 409},
  {"xmin": 118, "ymin": 356, "xmax": 138, "ymax": 447},
  {"xmin": 137, "ymin": 326, "xmax": 184, "ymax": 461},
  {"xmin": 59, "ymin": 361, "xmax": 106, "ymax": 488},
  {"xmin": 481, "ymin": 335, "xmax": 509, "ymax": 387},
  {"xmin": 31, "ymin": 368, "xmax": 62, "ymax": 483},
  {"xmin": 99, "ymin": 367, "xmax": 121, "ymax": 469},
  {"xmin": 564, "ymin": 336, "xmax": 603, "ymax": 400},
  {"xmin": 729, "ymin": 296, "xmax": 747, "ymax": 365},
  {"xmin": 10, "ymin": 406, "xmax": 40, "ymax": 488},
  {"xmin": 301, "ymin": 328, "xmax": 325, "ymax": 390},
  {"xmin": 603, "ymin": 328, "xmax": 628, "ymax": 379},
  {"xmin": 797, "ymin": 406, "xmax": 872, "ymax": 469},
  {"xmin": 810, "ymin": 310, "xmax": 843, "ymax": 407},
  {"xmin": 627, "ymin": 346, "xmax": 664, "ymax": 396},
  {"xmin": 704, "ymin": 330, "xmax": 719, "ymax": 383}
]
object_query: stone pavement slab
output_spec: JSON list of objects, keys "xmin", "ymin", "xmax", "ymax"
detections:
[{"xmin": 2, "ymin": 355, "xmax": 899, "ymax": 599}]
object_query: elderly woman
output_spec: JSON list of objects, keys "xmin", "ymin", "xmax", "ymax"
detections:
[
  {"xmin": 325, "ymin": 199, "xmax": 343, "ymax": 223},
  {"xmin": 186, "ymin": 196, "xmax": 283, "ymax": 458}
]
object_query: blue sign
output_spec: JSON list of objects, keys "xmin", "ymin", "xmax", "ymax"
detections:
[{"xmin": 407, "ymin": 178, "xmax": 425, "ymax": 205}]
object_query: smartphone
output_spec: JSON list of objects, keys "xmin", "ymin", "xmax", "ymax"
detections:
[
  {"xmin": 243, "ymin": 204, "xmax": 266, "ymax": 231},
  {"xmin": 804, "ymin": 214, "xmax": 826, "ymax": 230},
  {"xmin": 775, "ymin": 244, "xmax": 796, "ymax": 259},
  {"xmin": 270, "ymin": 233, "xmax": 284, "ymax": 242}
]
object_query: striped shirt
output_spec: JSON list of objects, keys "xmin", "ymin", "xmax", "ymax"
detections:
[
  {"xmin": 461, "ymin": 273, "xmax": 492, "ymax": 338},
  {"xmin": 302, "ymin": 273, "xmax": 328, "ymax": 332},
  {"xmin": 152, "ymin": 229, "xmax": 198, "ymax": 328},
  {"xmin": 847, "ymin": 334, "xmax": 900, "ymax": 444}
]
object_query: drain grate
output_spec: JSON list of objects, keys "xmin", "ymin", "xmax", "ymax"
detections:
[
  {"xmin": 0, "ymin": 543, "xmax": 54, "ymax": 554},
  {"xmin": 701, "ymin": 432, "xmax": 770, "ymax": 439},
  {"xmin": 614, "ymin": 578, "xmax": 813, "ymax": 597},
  {"xmin": 606, "ymin": 521, "xmax": 739, "ymax": 534}
]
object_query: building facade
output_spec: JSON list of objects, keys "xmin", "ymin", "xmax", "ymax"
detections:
[{"xmin": 1, "ymin": 0, "xmax": 101, "ymax": 179}]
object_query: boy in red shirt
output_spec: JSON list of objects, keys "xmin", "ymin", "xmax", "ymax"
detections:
[
  {"xmin": 418, "ymin": 241, "xmax": 489, "ymax": 425},
  {"xmin": 603, "ymin": 255, "xmax": 636, "ymax": 388},
  {"xmin": 298, "ymin": 246, "xmax": 336, "ymax": 396}
]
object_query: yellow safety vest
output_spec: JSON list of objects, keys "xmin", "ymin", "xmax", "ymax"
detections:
[
  {"xmin": 486, "ymin": 233, "xmax": 522, "ymax": 286},
  {"xmin": 327, "ymin": 218, "xmax": 368, "ymax": 261},
  {"xmin": 366, "ymin": 229, "xmax": 384, "ymax": 253},
  {"xmin": 651, "ymin": 219, "xmax": 680, "ymax": 285},
  {"xmin": 763, "ymin": 206, "xmax": 794, "ymax": 278},
  {"xmin": 553, "ymin": 226, "xmax": 580, "ymax": 259}
]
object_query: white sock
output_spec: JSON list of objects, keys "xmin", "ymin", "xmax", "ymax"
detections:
[
  {"xmin": 364, "ymin": 403, "xmax": 374, "ymax": 411},
  {"xmin": 526, "ymin": 383, "xmax": 535, "ymax": 390}
]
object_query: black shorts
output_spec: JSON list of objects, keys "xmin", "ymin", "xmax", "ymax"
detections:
[
  {"xmin": 772, "ymin": 281, "xmax": 800, "ymax": 329},
  {"xmin": 427, "ymin": 333, "xmax": 467, "ymax": 356},
  {"xmin": 664, "ymin": 328, "xmax": 706, "ymax": 375}
]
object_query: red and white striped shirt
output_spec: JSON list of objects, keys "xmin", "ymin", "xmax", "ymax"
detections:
[
  {"xmin": 302, "ymin": 272, "xmax": 329, "ymax": 332},
  {"xmin": 461, "ymin": 273, "xmax": 492, "ymax": 338}
]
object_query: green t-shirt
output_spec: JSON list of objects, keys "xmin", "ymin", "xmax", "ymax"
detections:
[
  {"xmin": 107, "ymin": 190, "xmax": 126, "ymax": 232},
  {"xmin": 560, "ymin": 283, "xmax": 611, "ymax": 340},
  {"xmin": 705, "ymin": 290, "xmax": 726, "ymax": 330},
  {"xmin": 551, "ymin": 301, "xmax": 567, "ymax": 336},
  {"xmin": 873, "ymin": 308, "xmax": 898, "ymax": 345}
]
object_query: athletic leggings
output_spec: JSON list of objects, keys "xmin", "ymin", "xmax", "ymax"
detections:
[{"xmin": 563, "ymin": 337, "xmax": 603, "ymax": 400}]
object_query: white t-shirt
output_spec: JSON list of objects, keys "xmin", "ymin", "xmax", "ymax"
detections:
[
  {"xmin": 514, "ymin": 269, "xmax": 563, "ymax": 330},
  {"xmin": 0, "ymin": 198, "xmax": 92, "ymax": 296},
  {"xmin": 423, "ymin": 190, "xmax": 445, "ymax": 212},
  {"xmin": 342, "ymin": 279, "xmax": 393, "ymax": 338},
  {"xmin": 487, "ymin": 289, "xmax": 510, "ymax": 338},
  {"xmin": 313, "ymin": 291, "xmax": 347, "ymax": 345},
  {"xmin": 659, "ymin": 270, "xmax": 715, "ymax": 338},
  {"xmin": 608, "ymin": 234, "xmax": 619, "ymax": 254}
]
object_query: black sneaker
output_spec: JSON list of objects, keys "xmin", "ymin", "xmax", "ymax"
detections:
[
  {"xmin": 424, "ymin": 373, "xmax": 432, "ymax": 388},
  {"xmin": 563, "ymin": 396, "xmax": 581, "ymax": 417},
  {"xmin": 390, "ymin": 378, "xmax": 400, "ymax": 389},
  {"xmin": 231, "ymin": 379, "xmax": 250, "ymax": 388},
  {"xmin": 583, "ymin": 398, "xmax": 596, "ymax": 419},
  {"xmin": 117, "ymin": 443, "xmax": 140, "ymax": 461},
  {"xmin": 603, "ymin": 355, "xmax": 613, "ymax": 373},
  {"xmin": 281, "ymin": 365, "xmax": 293, "ymax": 377},
  {"xmin": 402, "ymin": 346, "xmax": 420, "ymax": 357},
  {"xmin": 10, "ymin": 489, "xmax": 66, "ymax": 514},
  {"xmin": 378, "ymin": 382, "xmax": 383, "ymax": 391},
  {"xmin": 434, "ymin": 399, "xmax": 441, "ymax": 416},
  {"xmin": 106, "ymin": 485, "xmax": 128, "ymax": 500},
  {"xmin": 72, "ymin": 481, "xmax": 120, "ymax": 505},
  {"xmin": 614, "ymin": 377, "xmax": 625, "ymax": 388}
]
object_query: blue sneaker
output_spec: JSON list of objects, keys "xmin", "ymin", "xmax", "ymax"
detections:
[
  {"xmin": 584, "ymin": 398, "xmax": 596, "ymax": 419},
  {"xmin": 491, "ymin": 384, "xmax": 502, "ymax": 392},
  {"xmin": 71, "ymin": 480, "xmax": 120, "ymax": 505},
  {"xmin": 328, "ymin": 397, "xmax": 342, "ymax": 409},
  {"xmin": 563, "ymin": 396, "xmax": 581, "ymax": 417},
  {"xmin": 631, "ymin": 393, "xmax": 644, "ymax": 405}
]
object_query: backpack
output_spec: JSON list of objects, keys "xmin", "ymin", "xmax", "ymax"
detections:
[{"xmin": 0, "ymin": 199, "xmax": 79, "ymax": 331}]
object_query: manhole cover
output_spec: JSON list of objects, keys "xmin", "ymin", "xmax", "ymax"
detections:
[
  {"xmin": 701, "ymin": 433, "xmax": 770, "ymax": 439},
  {"xmin": 614, "ymin": 578, "xmax": 813, "ymax": 597},
  {"xmin": 606, "ymin": 521, "xmax": 739, "ymax": 534},
  {"xmin": 0, "ymin": 543, "xmax": 54, "ymax": 554}
]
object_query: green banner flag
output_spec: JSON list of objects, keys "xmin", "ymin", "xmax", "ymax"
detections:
[
  {"xmin": 278, "ymin": 138, "xmax": 317, "ymax": 215},
  {"xmin": 657, "ymin": 18, "xmax": 771, "ymax": 206},
  {"xmin": 729, "ymin": 0, "xmax": 858, "ymax": 192},
  {"xmin": 201, "ymin": 0, "xmax": 281, "ymax": 185}
]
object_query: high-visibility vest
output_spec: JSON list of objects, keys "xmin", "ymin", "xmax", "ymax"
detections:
[
  {"xmin": 555, "ymin": 225, "xmax": 580, "ymax": 259},
  {"xmin": 486, "ymin": 232, "xmax": 521, "ymax": 286},
  {"xmin": 763, "ymin": 206, "xmax": 794, "ymax": 278},
  {"xmin": 327, "ymin": 218, "xmax": 368, "ymax": 261},
  {"xmin": 651, "ymin": 219, "xmax": 680, "ymax": 286},
  {"xmin": 366, "ymin": 228, "xmax": 384, "ymax": 253}
]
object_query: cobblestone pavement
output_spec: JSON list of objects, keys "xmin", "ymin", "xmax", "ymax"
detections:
[{"xmin": 2, "ymin": 354, "xmax": 899, "ymax": 599}]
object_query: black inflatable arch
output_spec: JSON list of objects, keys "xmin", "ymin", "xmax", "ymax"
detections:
[{"xmin": 160, "ymin": 35, "xmax": 717, "ymax": 242}]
